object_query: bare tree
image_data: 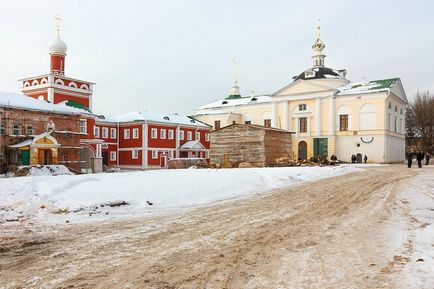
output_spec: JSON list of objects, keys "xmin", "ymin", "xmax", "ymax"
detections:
[{"xmin": 406, "ymin": 91, "xmax": 434, "ymax": 153}]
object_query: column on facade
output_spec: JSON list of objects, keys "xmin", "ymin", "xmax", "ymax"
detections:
[
  {"xmin": 328, "ymin": 96, "xmax": 335, "ymax": 135},
  {"xmin": 282, "ymin": 101, "xmax": 289, "ymax": 130},
  {"xmin": 142, "ymin": 122, "xmax": 148, "ymax": 169},
  {"xmin": 48, "ymin": 87, "xmax": 54, "ymax": 103},
  {"xmin": 315, "ymin": 97, "xmax": 321, "ymax": 136},
  {"xmin": 271, "ymin": 102, "xmax": 278, "ymax": 128},
  {"xmin": 175, "ymin": 125, "xmax": 181, "ymax": 158}
]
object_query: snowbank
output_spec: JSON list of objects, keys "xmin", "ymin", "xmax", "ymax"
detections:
[
  {"xmin": 0, "ymin": 165, "xmax": 371, "ymax": 224},
  {"xmin": 5, "ymin": 165, "xmax": 73, "ymax": 178}
]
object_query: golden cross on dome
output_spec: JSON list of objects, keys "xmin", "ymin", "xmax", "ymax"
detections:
[{"xmin": 54, "ymin": 14, "xmax": 62, "ymax": 34}]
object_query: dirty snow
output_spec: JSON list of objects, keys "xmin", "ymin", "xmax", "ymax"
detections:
[{"xmin": 0, "ymin": 165, "xmax": 375, "ymax": 224}]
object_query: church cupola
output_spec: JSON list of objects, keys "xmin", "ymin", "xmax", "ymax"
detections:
[
  {"xmin": 311, "ymin": 19, "xmax": 326, "ymax": 67},
  {"xmin": 49, "ymin": 15, "xmax": 67, "ymax": 75},
  {"xmin": 227, "ymin": 59, "xmax": 241, "ymax": 99}
]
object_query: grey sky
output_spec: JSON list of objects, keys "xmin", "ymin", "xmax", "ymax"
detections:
[{"xmin": 1, "ymin": 0, "xmax": 433, "ymax": 116}]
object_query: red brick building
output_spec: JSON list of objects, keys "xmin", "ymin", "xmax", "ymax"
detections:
[{"xmin": 0, "ymin": 29, "xmax": 210, "ymax": 173}]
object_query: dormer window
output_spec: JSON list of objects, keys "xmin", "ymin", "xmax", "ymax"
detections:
[
  {"xmin": 222, "ymin": 101, "xmax": 228, "ymax": 104},
  {"xmin": 304, "ymin": 70, "xmax": 315, "ymax": 78},
  {"xmin": 299, "ymin": 104, "xmax": 307, "ymax": 111},
  {"xmin": 163, "ymin": 116, "xmax": 170, "ymax": 121}
]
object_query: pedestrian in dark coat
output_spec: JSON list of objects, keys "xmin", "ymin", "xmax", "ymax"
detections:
[
  {"xmin": 351, "ymin": 155, "xmax": 356, "ymax": 163},
  {"xmin": 406, "ymin": 152, "xmax": 413, "ymax": 168},
  {"xmin": 363, "ymin": 155, "xmax": 368, "ymax": 163},
  {"xmin": 416, "ymin": 150, "xmax": 424, "ymax": 168},
  {"xmin": 425, "ymin": 152, "xmax": 431, "ymax": 165}
]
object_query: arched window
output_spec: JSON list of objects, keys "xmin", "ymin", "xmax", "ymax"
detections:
[
  {"xmin": 37, "ymin": 95, "xmax": 45, "ymax": 100},
  {"xmin": 55, "ymin": 79, "xmax": 64, "ymax": 85},
  {"xmin": 359, "ymin": 103, "xmax": 376, "ymax": 130},
  {"xmin": 41, "ymin": 78, "xmax": 48, "ymax": 84},
  {"xmin": 68, "ymin": 81, "xmax": 78, "ymax": 88},
  {"xmin": 24, "ymin": 81, "xmax": 30, "ymax": 87},
  {"xmin": 388, "ymin": 102, "xmax": 392, "ymax": 110},
  {"xmin": 31, "ymin": 79, "xmax": 39, "ymax": 86},
  {"xmin": 243, "ymin": 114, "xmax": 252, "ymax": 124},
  {"xmin": 80, "ymin": 84, "xmax": 89, "ymax": 90},
  {"xmin": 395, "ymin": 105, "xmax": 398, "ymax": 112}
]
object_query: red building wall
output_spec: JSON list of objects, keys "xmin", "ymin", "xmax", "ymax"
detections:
[{"xmin": 54, "ymin": 92, "xmax": 90, "ymax": 108}]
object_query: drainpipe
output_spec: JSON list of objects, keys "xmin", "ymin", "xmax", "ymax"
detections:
[{"xmin": 116, "ymin": 122, "xmax": 119, "ymax": 167}]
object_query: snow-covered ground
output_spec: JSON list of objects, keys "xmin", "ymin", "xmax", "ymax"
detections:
[{"xmin": 0, "ymin": 165, "xmax": 376, "ymax": 224}]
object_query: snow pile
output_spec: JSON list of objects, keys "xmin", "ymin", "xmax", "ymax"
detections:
[
  {"xmin": 5, "ymin": 165, "xmax": 73, "ymax": 177},
  {"xmin": 0, "ymin": 165, "xmax": 370, "ymax": 224}
]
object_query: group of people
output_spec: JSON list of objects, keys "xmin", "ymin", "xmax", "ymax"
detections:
[
  {"xmin": 406, "ymin": 150, "xmax": 430, "ymax": 168},
  {"xmin": 350, "ymin": 154, "xmax": 368, "ymax": 164}
]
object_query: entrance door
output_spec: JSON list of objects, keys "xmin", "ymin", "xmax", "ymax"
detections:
[
  {"xmin": 160, "ymin": 155, "xmax": 167, "ymax": 168},
  {"xmin": 313, "ymin": 138, "xmax": 328, "ymax": 157},
  {"xmin": 356, "ymin": 153, "xmax": 363, "ymax": 163},
  {"xmin": 21, "ymin": 150, "xmax": 30, "ymax": 166},
  {"xmin": 298, "ymin": 141, "xmax": 308, "ymax": 160},
  {"xmin": 38, "ymin": 149, "xmax": 51, "ymax": 165},
  {"xmin": 102, "ymin": 152, "xmax": 109, "ymax": 166}
]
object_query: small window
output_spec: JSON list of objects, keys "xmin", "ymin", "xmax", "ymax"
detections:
[
  {"xmin": 214, "ymin": 120, "xmax": 221, "ymax": 129},
  {"xmin": 339, "ymin": 115, "xmax": 348, "ymax": 131},
  {"xmin": 124, "ymin": 129, "xmax": 130, "ymax": 139},
  {"xmin": 110, "ymin": 151, "xmax": 117, "ymax": 161},
  {"xmin": 132, "ymin": 149, "xmax": 139, "ymax": 159},
  {"xmin": 400, "ymin": 108, "xmax": 403, "ymax": 115},
  {"xmin": 168, "ymin": 129, "xmax": 174, "ymax": 139},
  {"xmin": 12, "ymin": 124, "xmax": 21, "ymax": 136},
  {"xmin": 187, "ymin": 131, "xmax": 192, "ymax": 140},
  {"xmin": 133, "ymin": 128, "xmax": 139, "ymax": 139},
  {"xmin": 160, "ymin": 129, "xmax": 166, "ymax": 139},
  {"xmin": 26, "ymin": 125, "xmax": 33, "ymax": 135},
  {"xmin": 0, "ymin": 153, "xmax": 4, "ymax": 164},
  {"xmin": 94, "ymin": 126, "xmax": 100, "ymax": 138},
  {"xmin": 151, "ymin": 128, "xmax": 157, "ymax": 139},
  {"xmin": 102, "ymin": 127, "xmax": 108, "ymax": 138},
  {"xmin": 179, "ymin": 130, "xmax": 184, "ymax": 140},
  {"xmin": 299, "ymin": 117, "xmax": 307, "ymax": 133},
  {"xmin": 245, "ymin": 121, "xmax": 251, "ymax": 124},
  {"xmin": 299, "ymin": 104, "xmax": 307, "ymax": 111},
  {"xmin": 110, "ymin": 128, "xmax": 116, "ymax": 139},
  {"xmin": 264, "ymin": 119, "xmax": 271, "ymax": 127},
  {"xmin": 79, "ymin": 120, "xmax": 87, "ymax": 133},
  {"xmin": 0, "ymin": 123, "xmax": 5, "ymax": 135},
  {"xmin": 152, "ymin": 150, "xmax": 158, "ymax": 159},
  {"xmin": 205, "ymin": 133, "xmax": 209, "ymax": 141},
  {"xmin": 395, "ymin": 105, "xmax": 398, "ymax": 112},
  {"xmin": 195, "ymin": 132, "xmax": 200, "ymax": 141},
  {"xmin": 388, "ymin": 102, "xmax": 392, "ymax": 109}
]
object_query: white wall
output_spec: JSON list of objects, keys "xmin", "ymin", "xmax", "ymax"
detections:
[
  {"xmin": 335, "ymin": 135, "xmax": 385, "ymax": 163},
  {"xmin": 385, "ymin": 134, "xmax": 405, "ymax": 163}
]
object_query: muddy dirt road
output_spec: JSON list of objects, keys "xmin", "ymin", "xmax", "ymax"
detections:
[{"xmin": 1, "ymin": 166, "xmax": 433, "ymax": 288}]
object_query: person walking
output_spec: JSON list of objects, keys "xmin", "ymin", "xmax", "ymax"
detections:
[
  {"xmin": 406, "ymin": 152, "xmax": 413, "ymax": 168},
  {"xmin": 351, "ymin": 155, "xmax": 356, "ymax": 163},
  {"xmin": 425, "ymin": 152, "xmax": 430, "ymax": 165},
  {"xmin": 363, "ymin": 155, "xmax": 368, "ymax": 164},
  {"xmin": 416, "ymin": 150, "xmax": 424, "ymax": 168}
]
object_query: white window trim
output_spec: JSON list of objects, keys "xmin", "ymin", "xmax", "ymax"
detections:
[
  {"xmin": 132, "ymin": 149, "xmax": 139, "ymax": 159},
  {"xmin": 195, "ymin": 131, "xmax": 200, "ymax": 141},
  {"xmin": 133, "ymin": 128, "xmax": 139, "ymax": 139},
  {"xmin": 94, "ymin": 126, "xmax": 100, "ymax": 138},
  {"xmin": 187, "ymin": 131, "xmax": 192, "ymax": 141},
  {"xmin": 168, "ymin": 129, "xmax": 174, "ymax": 139},
  {"xmin": 151, "ymin": 128, "xmax": 158, "ymax": 139},
  {"xmin": 110, "ymin": 151, "xmax": 117, "ymax": 161},
  {"xmin": 179, "ymin": 130, "xmax": 184, "ymax": 140},
  {"xmin": 102, "ymin": 127, "xmax": 108, "ymax": 138},
  {"xmin": 152, "ymin": 150, "xmax": 158, "ymax": 159},
  {"xmin": 160, "ymin": 129, "xmax": 166, "ymax": 139},
  {"xmin": 124, "ymin": 129, "xmax": 130, "ymax": 139},
  {"xmin": 110, "ymin": 128, "xmax": 116, "ymax": 139},
  {"xmin": 79, "ymin": 119, "xmax": 87, "ymax": 134},
  {"xmin": 205, "ymin": 133, "xmax": 209, "ymax": 141}
]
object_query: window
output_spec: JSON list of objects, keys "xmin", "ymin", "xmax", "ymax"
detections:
[
  {"xmin": 152, "ymin": 150, "xmax": 158, "ymax": 159},
  {"xmin": 0, "ymin": 123, "xmax": 5, "ymax": 135},
  {"xmin": 110, "ymin": 151, "xmax": 117, "ymax": 161},
  {"xmin": 205, "ymin": 133, "xmax": 209, "ymax": 141},
  {"xmin": 339, "ymin": 115, "xmax": 348, "ymax": 131},
  {"xmin": 195, "ymin": 132, "xmax": 200, "ymax": 141},
  {"xmin": 110, "ymin": 128, "xmax": 116, "ymax": 139},
  {"xmin": 0, "ymin": 153, "xmax": 4, "ymax": 164},
  {"xmin": 169, "ymin": 150, "xmax": 174, "ymax": 159},
  {"xmin": 151, "ymin": 128, "xmax": 157, "ymax": 138},
  {"xmin": 12, "ymin": 124, "xmax": 20, "ymax": 136},
  {"xmin": 299, "ymin": 117, "xmax": 307, "ymax": 133},
  {"xmin": 388, "ymin": 102, "xmax": 392, "ymax": 109},
  {"xmin": 160, "ymin": 129, "xmax": 166, "ymax": 139},
  {"xmin": 179, "ymin": 130, "xmax": 184, "ymax": 140},
  {"xmin": 205, "ymin": 150, "xmax": 210, "ymax": 158},
  {"xmin": 94, "ymin": 126, "xmax": 100, "ymax": 138},
  {"xmin": 26, "ymin": 125, "xmax": 33, "ymax": 135},
  {"xmin": 187, "ymin": 131, "xmax": 192, "ymax": 140},
  {"xmin": 299, "ymin": 104, "xmax": 307, "ymax": 111},
  {"xmin": 124, "ymin": 129, "xmax": 130, "ymax": 139},
  {"xmin": 102, "ymin": 127, "xmax": 108, "ymax": 138},
  {"xmin": 245, "ymin": 121, "xmax": 251, "ymax": 124},
  {"xmin": 394, "ymin": 116, "xmax": 397, "ymax": 132},
  {"xmin": 264, "ymin": 119, "xmax": 271, "ymax": 127},
  {"xmin": 79, "ymin": 120, "xmax": 87, "ymax": 133},
  {"xmin": 168, "ymin": 129, "xmax": 174, "ymax": 139},
  {"xmin": 133, "ymin": 128, "xmax": 139, "ymax": 139},
  {"xmin": 132, "ymin": 149, "xmax": 138, "ymax": 159},
  {"xmin": 395, "ymin": 105, "xmax": 398, "ymax": 112},
  {"xmin": 214, "ymin": 120, "xmax": 220, "ymax": 129}
]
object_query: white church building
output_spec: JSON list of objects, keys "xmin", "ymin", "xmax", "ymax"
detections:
[{"xmin": 191, "ymin": 23, "xmax": 407, "ymax": 163}]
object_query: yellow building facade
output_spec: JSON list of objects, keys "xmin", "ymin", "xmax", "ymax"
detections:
[{"xmin": 192, "ymin": 25, "xmax": 407, "ymax": 163}]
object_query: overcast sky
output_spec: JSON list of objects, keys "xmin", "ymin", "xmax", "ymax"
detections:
[{"xmin": 1, "ymin": 0, "xmax": 433, "ymax": 116}]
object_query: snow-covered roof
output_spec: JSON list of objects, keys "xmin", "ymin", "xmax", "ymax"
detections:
[
  {"xmin": 179, "ymin": 140, "xmax": 206, "ymax": 150},
  {"xmin": 9, "ymin": 132, "xmax": 59, "ymax": 148},
  {"xmin": 100, "ymin": 111, "xmax": 209, "ymax": 127},
  {"xmin": 337, "ymin": 78, "xmax": 399, "ymax": 96},
  {"xmin": 195, "ymin": 95, "xmax": 272, "ymax": 111},
  {"xmin": 0, "ymin": 91, "xmax": 91, "ymax": 115}
]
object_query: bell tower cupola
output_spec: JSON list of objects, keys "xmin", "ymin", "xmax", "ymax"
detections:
[
  {"xmin": 311, "ymin": 19, "xmax": 326, "ymax": 67},
  {"xmin": 48, "ymin": 15, "xmax": 67, "ymax": 75}
]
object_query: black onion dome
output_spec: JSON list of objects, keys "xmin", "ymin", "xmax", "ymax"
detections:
[{"xmin": 293, "ymin": 67, "xmax": 341, "ymax": 81}]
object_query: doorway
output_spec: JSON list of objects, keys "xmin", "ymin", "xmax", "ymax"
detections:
[
  {"xmin": 160, "ymin": 155, "xmax": 167, "ymax": 168},
  {"xmin": 356, "ymin": 153, "xmax": 363, "ymax": 163},
  {"xmin": 298, "ymin": 141, "xmax": 308, "ymax": 160}
]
